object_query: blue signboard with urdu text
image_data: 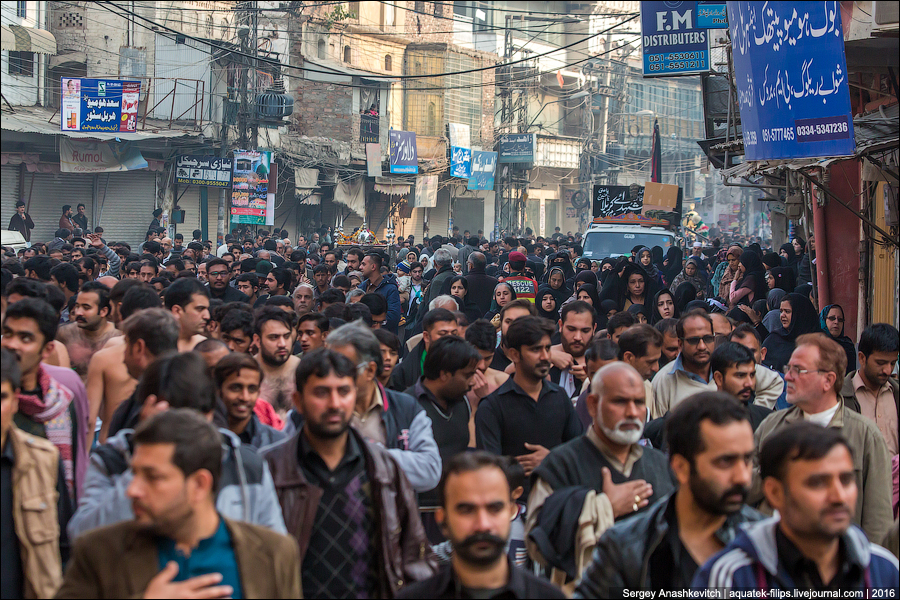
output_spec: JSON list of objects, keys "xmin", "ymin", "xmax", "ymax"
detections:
[
  {"xmin": 727, "ymin": 1, "xmax": 855, "ymax": 160},
  {"xmin": 641, "ymin": 1, "xmax": 711, "ymax": 77},
  {"xmin": 389, "ymin": 130, "xmax": 418, "ymax": 174},
  {"xmin": 467, "ymin": 151, "xmax": 497, "ymax": 191},
  {"xmin": 450, "ymin": 146, "xmax": 472, "ymax": 178},
  {"xmin": 498, "ymin": 134, "xmax": 535, "ymax": 163}
]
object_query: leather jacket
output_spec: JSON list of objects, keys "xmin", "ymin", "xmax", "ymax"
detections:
[
  {"xmin": 262, "ymin": 427, "xmax": 437, "ymax": 596},
  {"xmin": 574, "ymin": 494, "xmax": 763, "ymax": 598}
]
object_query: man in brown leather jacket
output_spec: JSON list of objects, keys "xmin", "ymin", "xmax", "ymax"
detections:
[{"xmin": 262, "ymin": 348, "xmax": 436, "ymax": 598}]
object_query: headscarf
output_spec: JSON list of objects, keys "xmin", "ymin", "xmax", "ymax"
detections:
[
  {"xmin": 662, "ymin": 246, "xmax": 683, "ymax": 285},
  {"xmin": 669, "ymin": 257, "xmax": 705, "ymax": 296},
  {"xmin": 779, "ymin": 243, "xmax": 798, "ymax": 266},
  {"xmin": 769, "ymin": 267, "xmax": 796, "ymax": 292},
  {"xmin": 576, "ymin": 282, "xmax": 602, "ymax": 309},
  {"xmin": 762, "ymin": 252, "xmax": 781, "ymax": 270},
  {"xmin": 599, "ymin": 299, "xmax": 619, "ymax": 329},
  {"xmin": 762, "ymin": 288, "xmax": 788, "ymax": 332},
  {"xmin": 727, "ymin": 306, "xmax": 755, "ymax": 325},
  {"xmin": 637, "ymin": 247, "xmax": 661, "ymax": 280},
  {"xmin": 736, "ymin": 251, "xmax": 767, "ymax": 304},
  {"xmin": 631, "ymin": 244, "xmax": 645, "ymax": 261},
  {"xmin": 447, "ymin": 275, "xmax": 482, "ymax": 323},
  {"xmin": 547, "ymin": 251, "xmax": 575, "ymax": 281},
  {"xmin": 793, "ymin": 236, "xmax": 806, "ymax": 253},
  {"xmin": 794, "ymin": 283, "xmax": 812, "ymax": 298},
  {"xmin": 546, "ymin": 266, "xmax": 571, "ymax": 305},
  {"xmin": 718, "ymin": 245, "xmax": 743, "ymax": 298},
  {"xmin": 650, "ymin": 288, "xmax": 679, "ymax": 324},
  {"xmin": 575, "ymin": 257, "xmax": 592, "ymax": 273},
  {"xmin": 819, "ymin": 303, "xmax": 857, "ymax": 373},
  {"xmin": 536, "ymin": 285, "xmax": 560, "ymax": 321},
  {"xmin": 611, "ymin": 262, "xmax": 654, "ymax": 310},
  {"xmin": 573, "ymin": 270, "xmax": 599, "ymax": 293},
  {"xmin": 673, "ymin": 282, "xmax": 698, "ymax": 315},
  {"xmin": 779, "ymin": 293, "xmax": 821, "ymax": 342},
  {"xmin": 598, "ymin": 258, "xmax": 617, "ymax": 285},
  {"xmin": 685, "ymin": 299, "xmax": 710, "ymax": 313},
  {"xmin": 651, "ymin": 246, "xmax": 665, "ymax": 271},
  {"xmin": 627, "ymin": 303, "xmax": 651, "ymax": 323},
  {"xmin": 486, "ymin": 281, "xmax": 516, "ymax": 315},
  {"xmin": 747, "ymin": 243, "xmax": 763, "ymax": 257}
]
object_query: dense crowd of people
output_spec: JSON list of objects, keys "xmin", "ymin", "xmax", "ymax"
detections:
[{"xmin": 2, "ymin": 211, "xmax": 898, "ymax": 598}]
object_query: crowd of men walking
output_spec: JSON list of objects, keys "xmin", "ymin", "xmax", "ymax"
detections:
[{"xmin": 2, "ymin": 208, "xmax": 898, "ymax": 598}]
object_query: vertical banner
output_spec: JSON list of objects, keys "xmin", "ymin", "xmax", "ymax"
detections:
[
  {"xmin": 467, "ymin": 151, "xmax": 497, "ymax": 191},
  {"xmin": 365, "ymin": 143, "xmax": 382, "ymax": 177},
  {"xmin": 727, "ymin": 1, "xmax": 855, "ymax": 160},
  {"xmin": 230, "ymin": 150, "xmax": 272, "ymax": 224},
  {"xmin": 413, "ymin": 175, "xmax": 439, "ymax": 208},
  {"xmin": 389, "ymin": 130, "xmax": 418, "ymax": 174}
]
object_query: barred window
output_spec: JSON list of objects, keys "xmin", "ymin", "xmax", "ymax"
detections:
[{"xmin": 404, "ymin": 49, "xmax": 445, "ymax": 137}]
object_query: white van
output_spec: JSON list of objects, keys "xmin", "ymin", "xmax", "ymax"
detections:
[{"xmin": 581, "ymin": 223, "xmax": 675, "ymax": 260}]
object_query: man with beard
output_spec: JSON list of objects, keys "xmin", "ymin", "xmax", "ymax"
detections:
[
  {"xmin": 476, "ymin": 317, "xmax": 582, "ymax": 495},
  {"xmin": 650, "ymin": 309, "xmax": 717, "ymax": 418},
  {"xmin": 406, "ymin": 336, "xmax": 480, "ymax": 531},
  {"xmin": 164, "ymin": 277, "xmax": 209, "ymax": 351},
  {"xmin": 397, "ymin": 452, "xmax": 565, "ymax": 599},
  {"xmin": 205, "ymin": 258, "xmax": 249, "ymax": 304},
  {"xmin": 359, "ymin": 252, "xmax": 402, "ymax": 334},
  {"xmin": 694, "ymin": 423, "xmax": 899, "ymax": 591},
  {"xmin": 55, "ymin": 282, "xmax": 121, "ymax": 382},
  {"xmin": 343, "ymin": 247, "xmax": 364, "ymax": 275},
  {"xmin": 574, "ymin": 392, "xmax": 762, "ymax": 596},
  {"xmin": 549, "ymin": 301, "xmax": 596, "ymax": 402},
  {"xmin": 57, "ymin": 410, "xmax": 300, "ymax": 598},
  {"xmin": 261, "ymin": 348, "xmax": 436, "ymax": 598},
  {"xmin": 214, "ymin": 353, "xmax": 285, "ymax": 450},
  {"xmin": 253, "ymin": 307, "xmax": 300, "ymax": 419},
  {"xmin": 220, "ymin": 310, "xmax": 254, "ymax": 354},
  {"xmin": 527, "ymin": 363, "xmax": 675, "ymax": 587},
  {"xmin": 711, "ymin": 342, "xmax": 772, "ymax": 431},
  {"xmin": 729, "ymin": 324, "xmax": 786, "ymax": 410}
]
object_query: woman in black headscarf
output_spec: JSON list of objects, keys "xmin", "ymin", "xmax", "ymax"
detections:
[
  {"xmin": 779, "ymin": 242, "xmax": 799, "ymax": 277},
  {"xmin": 605, "ymin": 261, "xmax": 656, "ymax": 311},
  {"xmin": 762, "ymin": 252, "xmax": 781, "ymax": 272},
  {"xmin": 651, "ymin": 246, "xmax": 665, "ymax": 272},
  {"xmin": 576, "ymin": 282, "xmax": 602, "ymax": 309},
  {"xmin": 762, "ymin": 288, "xmax": 787, "ymax": 332},
  {"xmin": 637, "ymin": 246, "xmax": 664, "ymax": 288},
  {"xmin": 651, "ymin": 288, "xmax": 679, "ymax": 323},
  {"xmin": 599, "ymin": 299, "xmax": 618, "ymax": 330},
  {"xmin": 598, "ymin": 257, "xmax": 617, "ymax": 285},
  {"xmin": 627, "ymin": 303, "xmax": 651, "ymax": 325},
  {"xmin": 546, "ymin": 266, "xmax": 571, "ymax": 307},
  {"xmin": 673, "ymin": 281, "xmax": 698, "ymax": 315},
  {"xmin": 819, "ymin": 304, "xmax": 856, "ymax": 374},
  {"xmin": 572, "ymin": 270, "xmax": 599, "ymax": 302},
  {"xmin": 761, "ymin": 292, "xmax": 821, "ymax": 372},
  {"xmin": 729, "ymin": 251, "xmax": 767, "ymax": 308},
  {"xmin": 484, "ymin": 281, "xmax": 516, "ymax": 322},
  {"xmin": 536, "ymin": 285, "xmax": 561, "ymax": 322},
  {"xmin": 662, "ymin": 246, "xmax": 684, "ymax": 287},
  {"xmin": 546, "ymin": 251, "xmax": 576, "ymax": 286},
  {"xmin": 769, "ymin": 267, "xmax": 796, "ymax": 293},
  {"xmin": 447, "ymin": 275, "xmax": 483, "ymax": 324}
]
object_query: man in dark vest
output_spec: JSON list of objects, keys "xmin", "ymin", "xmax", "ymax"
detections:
[{"xmin": 525, "ymin": 362, "xmax": 676, "ymax": 584}]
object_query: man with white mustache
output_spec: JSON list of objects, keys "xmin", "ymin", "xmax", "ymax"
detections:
[{"xmin": 525, "ymin": 363, "xmax": 677, "ymax": 585}]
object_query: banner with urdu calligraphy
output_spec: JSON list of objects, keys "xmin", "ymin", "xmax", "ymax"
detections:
[
  {"xmin": 727, "ymin": 1, "xmax": 855, "ymax": 160},
  {"xmin": 593, "ymin": 185, "xmax": 644, "ymax": 217}
]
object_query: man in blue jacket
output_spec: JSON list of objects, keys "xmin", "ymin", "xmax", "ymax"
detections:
[
  {"xmin": 693, "ymin": 422, "xmax": 899, "ymax": 592},
  {"xmin": 359, "ymin": 251, "xmax": 401, "ymax": 334}
]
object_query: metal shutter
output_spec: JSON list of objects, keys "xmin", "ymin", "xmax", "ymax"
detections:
[
  {"xmin": 27, "ymin": 172, "xmax": 94, "ymax": 245},
  {"xmin": 173, "ymin": 184, "xmax": 202, "ymax": 240},
  {"xmin": 429, "ymin": 187, "xmax": 450, "ymax": 239},
  {"xmin": 96, "ymin": 171, "xmax": 157, "ymax": 248},
  {"xmin": 1, "ymin": 165, "xmax": 19, "ymax": 225}
]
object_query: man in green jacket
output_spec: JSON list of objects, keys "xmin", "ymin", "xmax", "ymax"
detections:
[{"xmin": 752, "ymin": 333, "xmax": 893, "ymax": 544}]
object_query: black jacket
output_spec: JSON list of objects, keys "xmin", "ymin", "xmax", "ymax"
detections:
[
  {"xmin": 573, "ymin": 494, "xmax": 763, "ymax": 598},
  {"xmin": 396, "ymin": 558, "xmax": 566, "ymax": 599},
  {"xmin": 389, "ymin": 340, "xmax": 425, "ymax": 392},
  {"xmin": 464, "ymin": 268, "xmax": 499, "ymax": 316},
  {"xmin": 208, "ymin": 284, "xmax": 250, "ymax": 304}
]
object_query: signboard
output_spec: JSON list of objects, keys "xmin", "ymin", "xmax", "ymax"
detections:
[
  {"xmin": 389, "ymin": 130, "xmax": 418, "ymax": 174},
  {"xmin": 449, "ymin": 123, "xmax": 470, "ymax": 149},
  {"xmin": 450, "ymin": 146, "xmax": 472, "ymax": 178},
  {"xmin": 498, "ymin": 133, "xmax": 535, "ymax": 163},
  {"xmin": 61, "ymin": 78, "xmax": 141, "ymax": 133},
  {"xmin": 175, "ymin": 155, "xmax": 233, "ymax": 188},
  {"xmin": 360, "ymin": 114, "xmax": 379, "ymax": 143},
  {"xmin": 414, "ymin": 175, "xmax": 439, "ymax": 208},
  {"xmin": 727, "ymin": 1, "xmax": 855, "ymax": 160},
  {"xmin": 230, "ymin": 150, "xmax": 272, "ymax": 224},
  {"xmin": 593, "ymin": 185, "xmax": 644, "ymax": 217},
  {"xmin": 640, "ymin": 2, "xmax": 711, "ymax": 77},
  {"xmin": 642, "ymin": 181, "xmax": 680, "ymax": 212},
  {"xmin": 467, "ymin": 151, "xmax": 497, "ymax": 191},
  {"xmin": 365, "ymin": 143, "xmax": 382, "ymax": 177},
  {"xmin": 697, "ymin": 2, "xmax": 727, "ymax": 27},
  {"xmin": 59, "ymin": 139, "xmax": 147, "ymax": 173}
]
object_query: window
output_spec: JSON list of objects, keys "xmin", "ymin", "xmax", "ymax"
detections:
[
  {"xmin": 17, "ymin": 1, "xmax": 27, "ymax": 18},
  {"xmin": 383, "ymin": 2, "xmax": 394, "ymax": 26},
  {"xmin": 318, "ymin": 38, "xmax": 327, "ymax": 59},
  {"xmin": 416, "ymin": 1, "xmax": 425, "ymax": 12},
  {"xmin": 384, "ymin": 54, "xmax": 392, "ymax": 71},
  {"xmin": 434, "ymin": 2, "xmax": 443, "ymax": 17},
  {"xmin": 349, "ymin": 2, "xmax": 360, "ymax": 16},
  {"xmin": 404, "ymin": 49, "xmax": 445, "ymax": 136},
  {"xmin": 8, "ymin": 51, "xmax": 34, "ymax": 77},
  {"xmin": 343, "ymin": 45, "xmax": 351, "ymax": 63}
]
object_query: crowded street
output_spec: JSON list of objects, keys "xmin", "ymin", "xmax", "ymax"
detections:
[{"xmin": 1, "ymin": 1, "xmax": 898, "ymax": 598}]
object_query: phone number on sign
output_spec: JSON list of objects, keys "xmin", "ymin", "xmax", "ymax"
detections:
[{"xmin": 761, "ymin": 127, "xmax": 795, "ymax": 143}]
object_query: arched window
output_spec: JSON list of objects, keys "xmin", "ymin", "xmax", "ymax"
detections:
[
  {"xmin": 317, "ymin": 38, "xmax": 327, "ymax": 59},
  {"xmin": 343, "ymin": 45, "xmax": 351, "ymax": 63},
  {"xmin": 384, "ymin": 54, "xmax": 392, "ymax": 71}
]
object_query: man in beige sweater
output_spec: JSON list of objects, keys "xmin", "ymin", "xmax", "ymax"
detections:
[{"xmin": 650, "ymin": 310, "xmax": 717, "ymax": 419}]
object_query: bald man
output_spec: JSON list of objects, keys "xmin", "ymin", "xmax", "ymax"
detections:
[{"xmin": 525, "ymin": 363, "xmax": 677, "ymax": 587}]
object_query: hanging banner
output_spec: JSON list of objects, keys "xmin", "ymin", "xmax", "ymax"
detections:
[
  {"xmin": 61, "ymin": 78, "xmax": 141, "ymax": 133},
  {"xmin": 448, "ymin": 123, "xmax": 470, "ymax": 149},
  {"xmin": 413, "ymin": 175, "xmax": 439, "ymax": 208},
  {"xmin": 498, "ymin": 134, "xmax": 536, "ymax": 163},
  {"xmin": 366, "ymin": 143, "xmax": 382, "ymax": 177},
  {"xmin": 467, "ymin": 151, "xmax": 497, "ymax": 191},
  {"xmin": 389, "ymin": 130, "xmax": 418, "ymax": 174},
  {"xmin": 230, "ymin": 149, "xmax": 272, "ymax": 224},
  {"xmin": 593, "ymin": 185, "xmax": 644, "ymax": 217},
  {"xmin": 175, "ymin": 155, "xmax": 233, "ymax": 187},
  {"xmin": 59, "ymin": 138, "xmax": 147, "ymax": 173},
  {"xmin": 727, "ymin": 1, "xmax": 855, "ymax": 160},
  {"xmin": 450, "ymin": 146, "xmax": 472, "ymax": 178},
  {"xmin": 640, "ymin": 2, "xmax": 711, "ymax": 77}
]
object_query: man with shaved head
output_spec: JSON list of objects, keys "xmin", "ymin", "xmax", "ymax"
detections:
[{"xmin": 525, "ymin": 363, "xmax": 677, "ymax": 586}]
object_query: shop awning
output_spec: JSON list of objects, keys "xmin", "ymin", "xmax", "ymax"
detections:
[
  {"xmin": 374, "ymin": 176, "xmax": 411, "ymax": 197},
  {"xmin": 1, "ymin": 24, "xmax": 57, "ymax": 55}
]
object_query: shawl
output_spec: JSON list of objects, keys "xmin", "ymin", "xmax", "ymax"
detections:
[{"xmin": 650, "ymin": 288, "xmax": 679, "ymax": 324}]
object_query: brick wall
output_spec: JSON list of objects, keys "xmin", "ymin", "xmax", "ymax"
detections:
[{"xmin": 291, "ymin": 76, "xmax": 353, "ymax": 140}]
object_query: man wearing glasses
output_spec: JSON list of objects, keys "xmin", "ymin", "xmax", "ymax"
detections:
[
  {"xmin": 751, "ymin": 332, "xmax": 892, "ymax": 545},
  {"xmin": 205, "ymin": 257, "xmax": 249, "ymax": 303},
  {"xmin": 650, "ymin": 309, "xmax": 718, "ymax": 419}
]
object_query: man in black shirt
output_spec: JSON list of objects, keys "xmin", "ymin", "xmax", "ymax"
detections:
[
  {"xmin": 205, "ymin": 258, "xmax": 249, "ymax": 304},
  {"xmin": 475, "ymin": 316, "xmax": 582, "ymax": 490},
  {"xmin": 396, "ymin": 452, "xmax": 565, "ymax": 600},
  {"xmin": 549, "ymin": 301, "xmax": 596, "ymax": 402}
]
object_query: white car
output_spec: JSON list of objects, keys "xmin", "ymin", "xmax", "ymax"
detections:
[
  {"xmin": 581, "ymin": 223, "xmax": 676, "ymax": 259},
  {"xmin": 1, "ymin": 230, "xmax": 28, "ymax": 252}
]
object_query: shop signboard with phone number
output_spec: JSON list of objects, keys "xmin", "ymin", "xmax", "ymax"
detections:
[{"xmin": 640, "ymin": 1, "xmax": 711, "ymax": 77}]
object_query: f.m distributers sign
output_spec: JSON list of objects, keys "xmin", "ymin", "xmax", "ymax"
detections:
[{"xmin": 641, "ymin": 1, "xmax": 712, "ymax": 77}]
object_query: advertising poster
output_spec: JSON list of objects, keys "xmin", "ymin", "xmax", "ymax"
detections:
[
  {"xmin": 727, "ymin": 1, "xmax": 855, "ymax": 160},
  {"xmin": 59, "ymin": 139, "xmax": 148, "ymax": 173},
  {"xmin": 640, "ymin": 2, "xmax": 711, "ymax": 77},
  {"xmin": 230, "ymin": 149, "xmax": 272, "ymax": 224},
  {"xmin": 389, "ymin": 130, "xmax": 418, "ymax": 174},
  {"xmin": 467, "ymin": 151, "xmax": 497, "ymax": 191},
  {"xmin": 61, "ymin": 78, "xmax": 141, "ymax": 133},
  {"xmin": 176, "ymin": 155, "xmax": 233, "ymax": 188}
]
